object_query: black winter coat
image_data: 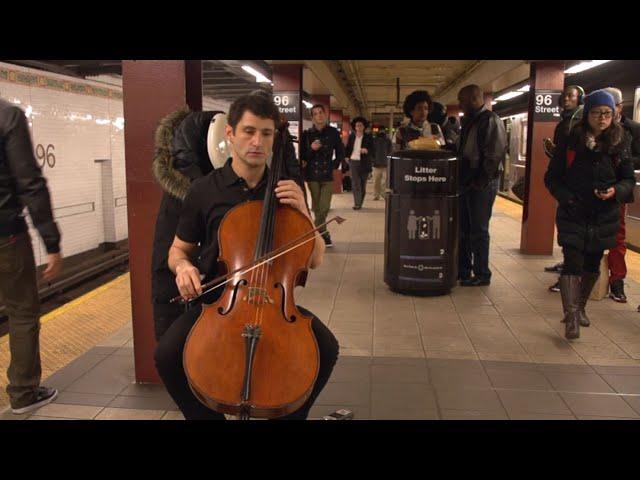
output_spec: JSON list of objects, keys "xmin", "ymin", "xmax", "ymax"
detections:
[
  {"xmin": 299, "ymin": 125, "xmax": 345, "ymax": 182},
  {"xmin": 345, "ymin": 132, "xmax": 375, "ymax": 174},
  {"xmin": 544, "ymin": 130, "xmax": 635, "ymax": 253}
]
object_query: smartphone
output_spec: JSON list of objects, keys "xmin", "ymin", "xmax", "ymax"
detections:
[{"xmin": 322, "ymin": 409, "xmax": 354, "ymax": 420}]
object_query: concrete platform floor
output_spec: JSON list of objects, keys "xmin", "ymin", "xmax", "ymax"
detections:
[{"xmin": 3, "ymin": 188, "xmax": 640, "ymax": 420}]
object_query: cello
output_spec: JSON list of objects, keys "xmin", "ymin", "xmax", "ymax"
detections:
[{"xmin": 180, "ymin": 125, "xmax": 342, "ymax": 419}]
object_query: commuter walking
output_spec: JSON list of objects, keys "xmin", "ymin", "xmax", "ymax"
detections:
[
  {"xmin": 544, "ymin": 85, "xmax": 585, "ymax": 291},
  {"xmin": 0, "ymin": 98, "xmax": 62, "ymax": 414},
  {"xmin": 544, "ymin": 90, "xmax": 634, "ymax": 339},
  {"xmin": 372, "ymin": 130, "xmax": 392, "ymax": 200},
  {"xmin": 300, "ymin": 105, "xmax": 346, "ymax": 247},
  {"xmin": 345, "ymin": 117, "xmax": 375, "ymax": 210},
  {"xmin": 456, "ymin": 85, "xmax": 507, "ymax": 286}
]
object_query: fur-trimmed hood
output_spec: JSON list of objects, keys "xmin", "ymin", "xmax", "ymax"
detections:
[{"xmin": 152, "ymin": 108, "xmax": 193, "ymax": 200}]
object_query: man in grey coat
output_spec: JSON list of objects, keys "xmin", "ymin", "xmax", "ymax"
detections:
[{"xmin": 0, "ymin": 97, "xmax": 62, "ymax": 414}]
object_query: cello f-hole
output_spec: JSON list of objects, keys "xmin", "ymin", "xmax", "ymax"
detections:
[
  {"xmin": 275, "ymin": 282, "xmax": 296, "ymax": 322},
  {"xmin": 218, "ymin": 279, "xmax": 248, "ymax": 315}
]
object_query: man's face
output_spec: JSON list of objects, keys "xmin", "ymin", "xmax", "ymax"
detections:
[
  {"xmin": 411, "ymin": 101, "xmax": 429, "ymax": 124},
  {"xmin": 355, "ymin": 121, "xmax": 365, "ymax": 134},
  {"xmin": 562, "ymin": 88, "xmax": 580, "ymax": 111},
  {"xmin": 226, "ymin": 111, "xmax": 275, "ymax": 169},
  {"xmin": 312, "ymin": 107, "xmax": 327, "ymax": 127}
]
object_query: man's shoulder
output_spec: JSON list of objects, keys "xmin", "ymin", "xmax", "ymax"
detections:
[
  {"xmin": 0, "ymin": 99, "xmax": 25, "ymax": 132},
  {"xmin": 623, "ymin": 118, "xmax": 640, "ymax": 134}
]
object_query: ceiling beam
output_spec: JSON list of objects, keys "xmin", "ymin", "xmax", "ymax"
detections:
[
  {"xmin": 304, "ymin": 60, "xmax": 360, "ymax": 117},
  {"xmin": 436, "ymin": 60, "xmax": 526, "ymax": 105}
]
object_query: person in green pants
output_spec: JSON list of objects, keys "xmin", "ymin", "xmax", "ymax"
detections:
[{"xmin": 299, "ymin": 105, "xmax": 346, "ymax": 247}]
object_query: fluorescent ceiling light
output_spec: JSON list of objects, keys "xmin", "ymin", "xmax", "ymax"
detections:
[
  {"xmin": 491, "ymin": 101, "xmax": 498, "ymax": 105},
  {"xmin": 517, "ymin": 85, "xmax": 530, "ymax": 92},
  {"xmin": 494, "ymin": 90, "xmax": 526, "ymax": 102},
  {"xmin": 458, "ymin": 112, "xmax": 464, "ymax": 117},
  {"xmin": 302, "ymin": 100, "xmax": 313, "ymax": 109},
  {"xmin": 242, "ymin": 65, "xmax": 273, "ymax": 84},
  {"xmin": 564, "ymin": 60, "xmax": 611, "ymax": 74}
]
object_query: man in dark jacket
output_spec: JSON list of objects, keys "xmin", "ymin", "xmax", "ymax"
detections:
[
  {"xmin": 372, "ymin": 130, "xmax": 392, "ymax": 200},
  {"xmin": 603, "ymin": 87, "xmax": 640, "ymax": 303},
  {"xmin": 544, "ymin": 85, "xmax": 584, "ymax": 158},
  {"xmin": 456, "ymin": 84, "xmax": 507, "ymax": 286},
  {"xmin": 0, "ymin": 98, "xmax": 61, "ymax": 414},
  {"xmin": 299, "ymin": 104, "xmax": 345, "ymax": 247}
]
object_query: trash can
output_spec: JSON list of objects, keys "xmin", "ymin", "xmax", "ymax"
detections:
[{"xmin": 384, "ymin": 149, "xmax": 459, "ymax": 295}]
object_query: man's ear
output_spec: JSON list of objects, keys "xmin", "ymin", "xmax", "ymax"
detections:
[{"xmin": 225, "ymin": 124, "xmax": 233, "ymax": 140}]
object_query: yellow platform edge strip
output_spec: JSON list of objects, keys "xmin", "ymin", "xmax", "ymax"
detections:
[{"xmin": 39, "ymin": 273, "xmax": 129, "ymax": 326}]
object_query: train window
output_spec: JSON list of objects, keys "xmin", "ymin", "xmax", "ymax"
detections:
[{"xmin": 519, "ymin": 120, "xmax": 528, "ymax": 159}]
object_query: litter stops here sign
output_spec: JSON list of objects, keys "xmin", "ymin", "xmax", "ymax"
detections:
[{"xmin": 533, "ymin": 90, "xmax": 562, "ymax": 122}]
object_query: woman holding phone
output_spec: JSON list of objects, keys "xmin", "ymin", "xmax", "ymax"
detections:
[{"xmin": 545, "ymin": 89, "xmax": 634, "ymax": 340}]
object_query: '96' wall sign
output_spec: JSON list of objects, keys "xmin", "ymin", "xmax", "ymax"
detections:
[{"xmin": 533, "ymin": 90, "xmax": 562, "ymax": 122}]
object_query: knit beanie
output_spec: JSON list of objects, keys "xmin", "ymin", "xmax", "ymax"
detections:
[{"xmin": 583, "ymin": 89, "xmax": 616, "ymax": 117}]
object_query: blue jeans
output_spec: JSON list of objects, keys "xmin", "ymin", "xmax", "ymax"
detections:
[{"xmin": 458, "ymin": 178, "xmax": 499, "ymax": 280}]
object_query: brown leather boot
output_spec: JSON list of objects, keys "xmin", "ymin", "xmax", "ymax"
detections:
[
  {"xmin": 560, "ymin": 275, "xmax": 581, "ymax": 340},
  {"xmin": 577, "ymin": 272, "xmax": 599, "ymax": 327}
]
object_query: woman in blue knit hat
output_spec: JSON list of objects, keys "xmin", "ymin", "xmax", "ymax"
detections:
[{"xmin": 544, "ymin": 89, "xmax": 635, "ymax": 340}]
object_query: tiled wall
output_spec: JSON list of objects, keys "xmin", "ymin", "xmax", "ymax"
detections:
[{"xmin": 0, "ymin": 62, "xmax": 127, "ymax": 266}]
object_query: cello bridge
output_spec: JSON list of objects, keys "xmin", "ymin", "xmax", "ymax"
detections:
[{"xmin": 243, "ymin": 287, "xmax": 274, "ymax": 306}]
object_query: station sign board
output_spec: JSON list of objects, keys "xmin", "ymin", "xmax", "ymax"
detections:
[
  {"xmin": 533, "ymin": 90, "xmax": 562, "ymax": 122},
  {"xmin": 272, "ymin": 91, "xmax": 300, "ymax": 122}
]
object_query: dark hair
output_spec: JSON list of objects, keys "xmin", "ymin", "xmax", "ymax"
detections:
[
  {"xmin": 574, "ymin": 117, "xmax": 625, "ymax": 152},
  {"xmin": 351, "ymin": 116, "xmax": 369, "ymax": 130},
  {"xmin": 428, "ymin": 102, "xmax": 447, "ymax": 125},
  {"xmin": 311, "ymin": 104, "xmax": 326, "ymax": 114},
  {"xmin": 403, "ymin": 90, "xmax": 432, "ymax": 118},
  {"xmin": 227, "ymin": 94, "xmax": 280, "ymax": 131}
]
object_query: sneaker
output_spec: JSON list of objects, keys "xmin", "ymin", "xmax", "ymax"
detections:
[
  {"xmin": 11, "ymin": 386, "xmax": 58, "ymax": 415},
  {"xmin": 460, "ymin": 277, "xmax": 490, "ymax": 287},
  {"xmin": 544, "ymin": 262, "xmax": 564, "ymax": 273},
  {"xmin": 610, "ymin": 280, "xmax": 627, "ymax": 303},
  {"xmin": 548, "ymin": 280, "xmax": 560, "ymax": 292},
  {"xmin": 322, "ymin": 234, "xmax": 333, "ymax": 248}
]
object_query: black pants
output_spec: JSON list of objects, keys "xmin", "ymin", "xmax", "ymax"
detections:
[
  {"xmin": 154, "ymin": 304, "xmax": 339, "ymax": 420},
  {"xmin": 459, "ymin": 178, "xmax": 499, "ymax": 280},
  {"xmin": 350, "ymin": 161, "xmax": 367, "ymax": 208},
  {"xmin": 562, "ymin": 247, "xmax": 603, "ymax": 276}
]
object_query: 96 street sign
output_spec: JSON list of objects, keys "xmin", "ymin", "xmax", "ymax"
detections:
[
  {"xmin": 272, "ymin": 92, "xmax": 300, "ymax": 121},
  {"xmin": 533, "ymin": 90, "xmax": 562, "ymax": 122}
]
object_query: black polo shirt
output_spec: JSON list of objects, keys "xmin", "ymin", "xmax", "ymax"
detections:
[{"xmin": 176, "ymin": 157, "xmax": 268, "ymax": 283}]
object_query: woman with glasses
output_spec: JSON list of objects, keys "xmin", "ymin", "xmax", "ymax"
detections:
[{"xmin": 545, "ymin": 89, "xmax": 634, "ymax": 340}]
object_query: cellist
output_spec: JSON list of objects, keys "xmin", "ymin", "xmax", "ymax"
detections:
[{"xmin": 154, "ymin": 94, "xmax": 339, "ymax": 420}]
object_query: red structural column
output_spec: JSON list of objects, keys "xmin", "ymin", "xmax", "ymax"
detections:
[
  {"xmin": 272, "ymin": 64, "xmax": 303, "ymax": 154},
  {"xmin": 520, "ymin": 61, "xmax": 565, "ymax": 255},
  {"xmin": 446, "ymin": 104, "xmax": 461, "ymax": 118},
  {"xmin": 122, "ymin": 60, "xmax": 202, "ymax": 383}
]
